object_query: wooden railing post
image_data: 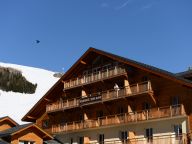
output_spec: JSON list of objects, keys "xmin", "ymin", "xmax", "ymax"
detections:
[
  {"xmin": 146, "ymin": 110, "xmax": 149, "ymax": 120},
  {"xmin": 107, "ymin": 90, "xmax": 109, "ymax": 99},
  {"xmin": 124, "ymin": 113, "xmax": 127, "ymax": 123},
  {"xmin": 114, "ymin": 66, "xmax": 117, "ymax": 74},
  {"xmin": 69, "ymin": 80, "xmax": 72, "ymax": 87},
  {"xmin": 74, "ymin": 98, "xmax": 76, "ymax": 106},
  {"xmin": 91, "ymin": 73, "xmax": 93, "ymax": 81},
  {"xmin": 63, "ymin": 81, "xmax": 65, "ymax": 89},
  {"xmin": 137, "ymin": 83, "xmax": 139, "ymax": 93},
  {"xmin": 170, "ymin": 105, "xmax": 172, "ymax": 117},
  {"xmin": 73, "ymin": 122, "xmax": 75, "ymax": 130},
  {"xmin": 158, "ymin": 107, "xmax": 160, "ymax": 118},
  {"xmin": 83, "ymin": 76, "xmax": 85, "ymax": 84},
  {"xmin": 65, "ymin": 123, "xmax": 67, "ymax": 131},
  {"xmin": 67, "ymin": 100, "xmax": 69, "ymax": 107},
  {"xmin": 76, "ymin": 77, "xmax": 79, "ymax": 85}
]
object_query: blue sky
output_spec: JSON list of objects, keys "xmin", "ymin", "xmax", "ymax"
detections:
[{"xmin": 0, "ymin": 0, "xmax": 192, "ymax": 73}]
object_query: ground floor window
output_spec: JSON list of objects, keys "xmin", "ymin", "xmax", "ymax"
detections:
[
  {"xmin": 120, "ymin": 131, "xmax": 128, "ymax": 143},
  {"xmin": 174, "ymin": 124, "xmax": 182, "ymax": 137},
  {"xmin": 79, "ymin": 137, "xmax": 84, "ymax": 144},
  {"xmin": 99, "ymin": 134, "xmax": 104, "ymax": 144},
  {"xmin": 145, "ymin": 128, "xmax": 153, "ymax": 142},
  {"xmin": 19, "ymin": 141, "xmax": 35, "ymax": 144},
  {"xmin": 70, "ymin": 138, "xmax": 73, "ymax": 144}
]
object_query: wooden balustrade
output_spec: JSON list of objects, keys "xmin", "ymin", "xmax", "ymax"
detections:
[
  {"xmin": 51, "ymin": 104, "xmax": 185, "ymax": 133},
  {"xmin": 64, "ymin": 66, "xmax": 126, "ymax": 89},
  {"xmin": 89, "ymin": 134, "xmax": 188, "ymax": 144},
  {"xmin": 46, "ymin": 81, "xmax": 152, "ymax": 113}
]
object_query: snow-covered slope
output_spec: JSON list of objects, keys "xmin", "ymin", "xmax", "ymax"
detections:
[{"xmin": 0, "ymin": 62, "xmax": 59, "ymax": 124}]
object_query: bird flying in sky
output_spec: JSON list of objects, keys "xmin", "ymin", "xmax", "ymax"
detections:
[{"xmin": 36, "ymin": 40, "xmax": 40, "ymax": 43}]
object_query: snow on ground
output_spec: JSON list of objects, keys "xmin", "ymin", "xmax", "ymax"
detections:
[{"xmin": 0, "ymin": 62, "xmax": 59, "ymax": 124}]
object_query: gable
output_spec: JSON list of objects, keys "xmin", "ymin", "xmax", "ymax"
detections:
[
  {"xmin": 0, "ymin": 117, "xmax": 18, "ymax": 131},
  {"xmin": 0, "ymin": 121, "xmax": 15, "ymax": 132}
]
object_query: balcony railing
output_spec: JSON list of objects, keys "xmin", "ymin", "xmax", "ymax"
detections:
[
  {"xmin": 90, "ymin": 134, "xmax": 188, "ymax": 144},
  {"xmin": 51, "ymin": 104, "xmax": 185, "ymax": 133},
  {"xmin": 64, "ymin": 66, "xmax": 126, "ymax": 89},
  {"xmin": 46, "ymin": 81, "xmax": 152, "ymax": 113}
]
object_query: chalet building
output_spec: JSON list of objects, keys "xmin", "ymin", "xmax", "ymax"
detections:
[
  {"xmin": 22, "ymin": 48, "xmax": 192, "ymax": 144},
  {"xmin": 0, "ymin": 116, "xmax": 52, "ymax": 144}
]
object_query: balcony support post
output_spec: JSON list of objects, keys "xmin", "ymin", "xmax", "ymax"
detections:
[{"xmin": 147, "ymin": 81, "xmax": 151, "ymax": 91}]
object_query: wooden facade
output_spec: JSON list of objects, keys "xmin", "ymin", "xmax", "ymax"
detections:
[{"xmin": 22, "ymin": 48, "xmax": 192, "ymax": 143}]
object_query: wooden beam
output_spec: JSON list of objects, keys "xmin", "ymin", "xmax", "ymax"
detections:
[
  {"xmin": 27, "ymin": 116, "xmax": 36, "ymax": 120},
  {"xmin": 80, "ymin": 60, "xmax": 86, "ymax": 65},
  {"xmin": 149, "ymin": 92, "xmax": 156, "ymax": 104},
  {"xmin": 44, "ymin": 98, "xmax": 52, "ymax": 102}
]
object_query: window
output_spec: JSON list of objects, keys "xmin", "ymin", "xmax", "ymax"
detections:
[
  {"xmin": 118, "ymin": 106, "xmax": 124, "ymax": 114},
  {"xmin": 174, "ymin": 124, "xmax": 182, "ymax": 137},
  {"xmin": 80, "ymin": 114, "xmax": 84, "ymax": 121},
  {"xmin": 70, "ymin": 138, "xmax": 73, "ymax": 144},
  {"xmin": 19, "ymin": 141, "xmax": 35, "ymax": 144},
  {"xmin": 99, "ymin": 134, "xmax": 104, "ymax": 144},
  {"xmin": 142, "ymin": 76, "xmax": 148, "ymax": 81},
  {"xmin": 143, "ymin": 102, "xmax": 151, "ymax": 110},
  {"xmin": 120, "ymin": 131, "xmax": 128, "ymax": 143},
  {"xmin": 145, "ymin": 128, "xmax": 153, "ymax": 142},
  {"xmin": 42, "ymin": 119, "xmax": 49, "ymax": 128},
  {"xmin": 97, "ymin": 110, "xmax": 103, "ymax": 118},
  {"xmin": 79, "ymin": 137, "xmax": 84, "ymax": 144}
]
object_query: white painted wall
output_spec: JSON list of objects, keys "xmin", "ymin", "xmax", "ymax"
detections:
[{"xmin": 56, "ymin": 117, "xmax": 187, "ymax": 144}]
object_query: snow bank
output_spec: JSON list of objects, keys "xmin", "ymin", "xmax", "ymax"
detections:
[{"xmin": 0, "ymin": 62, "xmax": 59, "ymax": 124}]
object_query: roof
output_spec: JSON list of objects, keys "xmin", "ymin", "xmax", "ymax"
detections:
[
  {"xmin": 0, "ymin": 123, "xmax": 32, "ymax": 137},
  {"xmin": 22, "ymin": 47, "xmax": 192, "ymax": 122},
  {"xmin": 176, "ymin": 69, "xmax": 192, "ymax": 78},
  {"xmin": 89, "ymin": 48, "xmax": 192, "ymax": 85},
  {"xmin": 0, "ymin": 123, "xmax": 53, "ymax": 140},
  {"xmin": 0, "ymin": 139, "xmax": 9, "ymax": 144},
  {"xmin": 44, "ymin": 140, "xmax": 62, "ymax": 144},
  {"xmin": 0, "ymin": 116, "xmax": 18, "ymax": 126}
]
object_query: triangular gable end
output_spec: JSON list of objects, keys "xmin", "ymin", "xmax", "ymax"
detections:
[{"xmin": 11, "ymin": 124, "xmax": 53, "ymax": 141}]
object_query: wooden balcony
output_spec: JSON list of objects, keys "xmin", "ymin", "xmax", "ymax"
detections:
[
  {"xmin": 46, "ymin": 81, "xmax": 152, "ymax": 113},
  {"xmin": 64, "ymin": 66, "xmax": 126, "ymax": 89},
  {"xmin": 90, "ymin": 134, "xmax": 188, "ymax": 144},
  {"xmin": 51, "ymin": 104, "xmax": 185, "ymax": 133}
]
